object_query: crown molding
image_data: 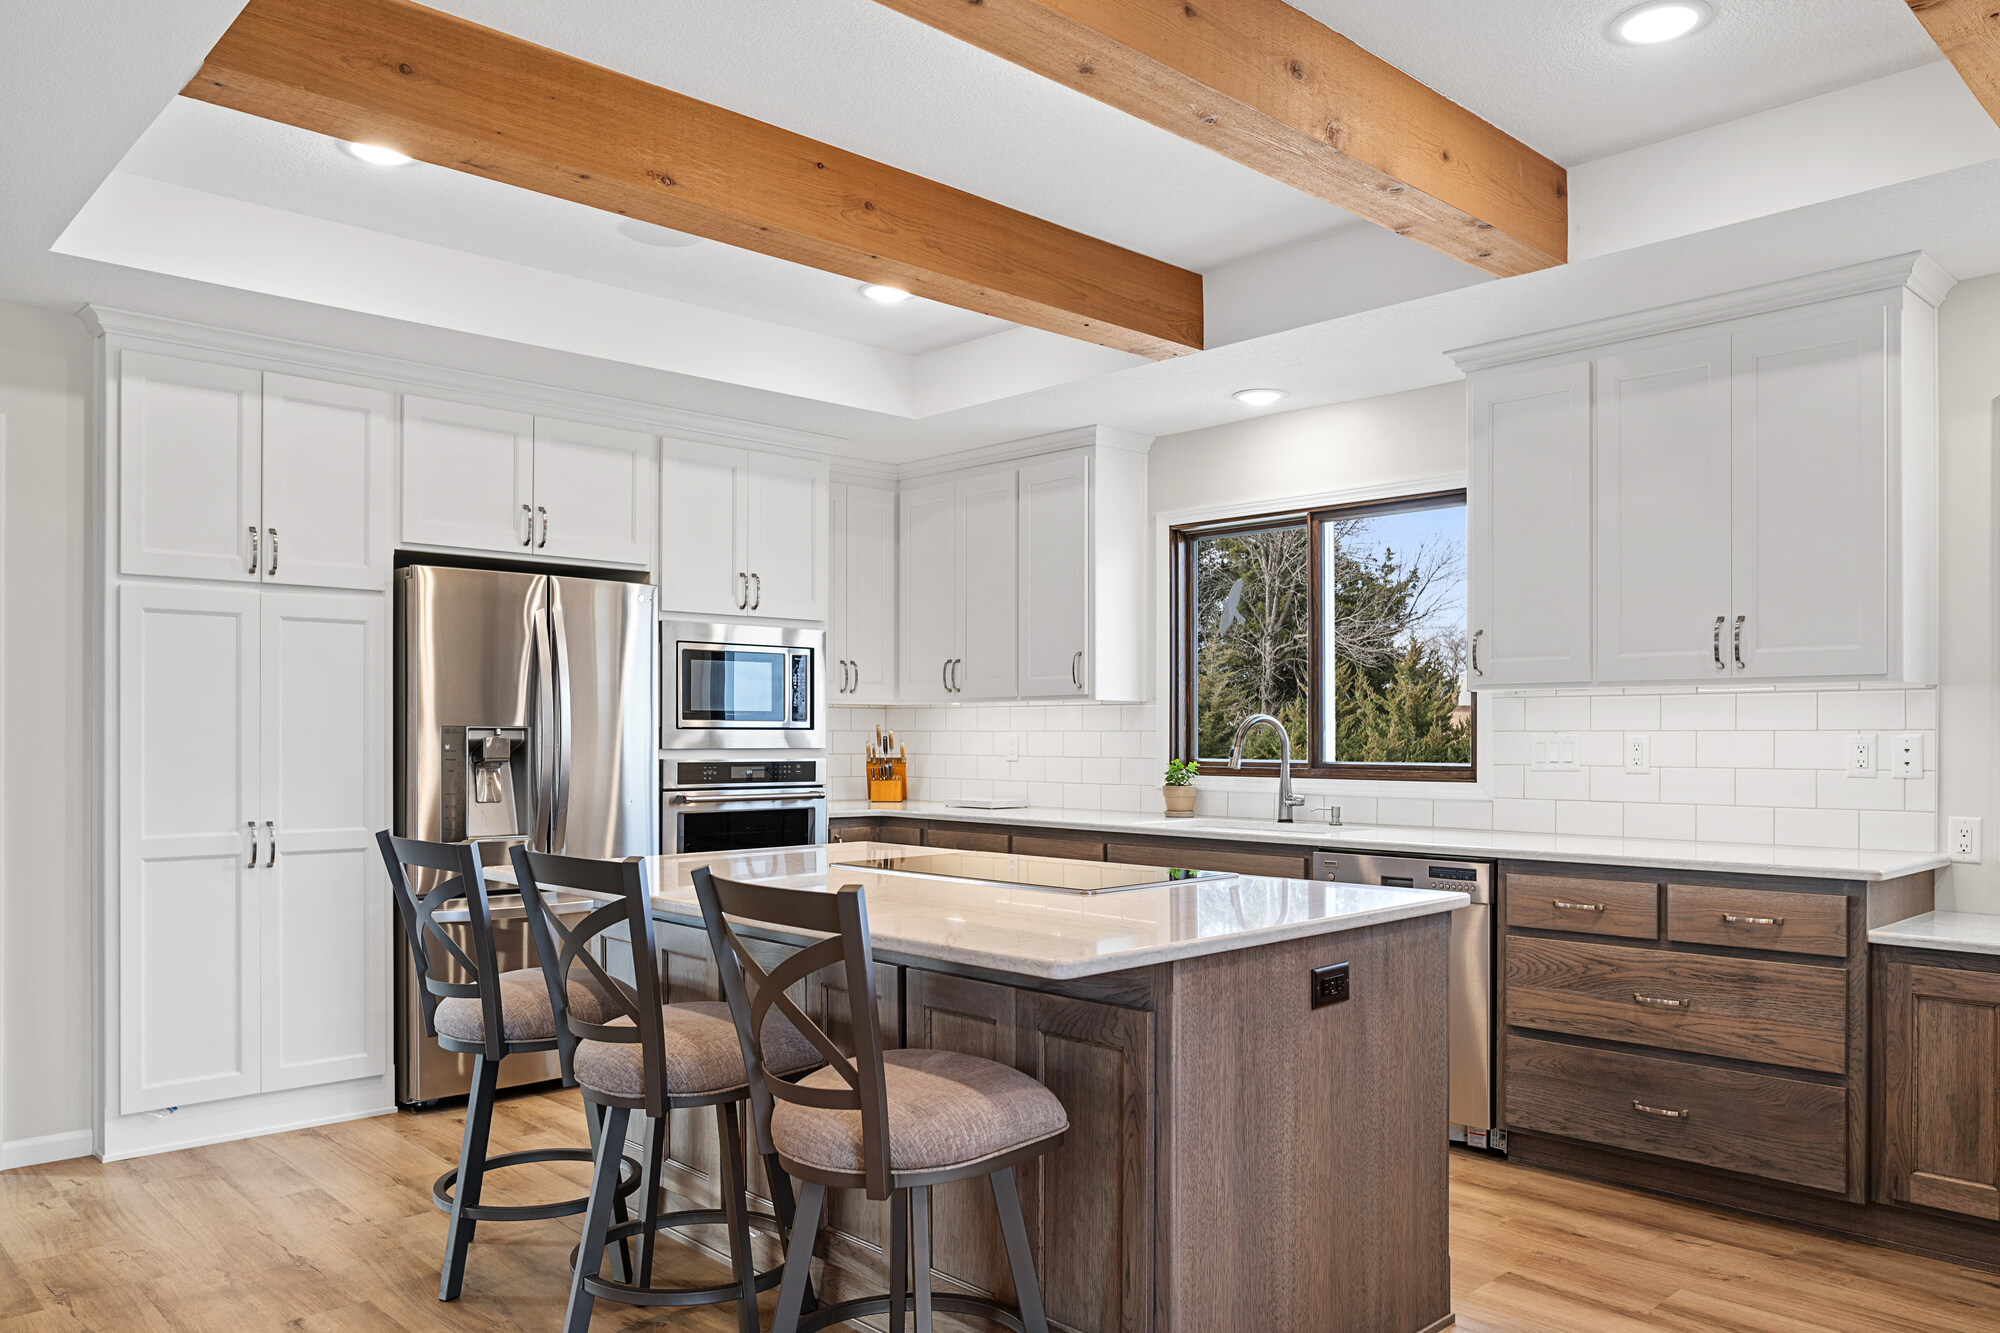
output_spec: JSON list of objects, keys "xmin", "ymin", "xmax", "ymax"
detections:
[
  {"xmin": 1448, "ymin": 252, "xmax": 1956, "ymax": 375},
  {"xmin": 889, "ymin": 425, "xmax": 1154, "ymax": 484}
]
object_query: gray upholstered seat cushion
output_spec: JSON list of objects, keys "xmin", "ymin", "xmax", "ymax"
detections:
[
  {"xmin": 772, "ymin": 1048, "xmax": 1068, "ymax": 1175},
  {"xmin": 433, "ymin": 967, "xmax": 631, "ymax": 1045},
  {"xmin": 573, "ymin": 1002, "xmax": 823, "ymax": 1099}
]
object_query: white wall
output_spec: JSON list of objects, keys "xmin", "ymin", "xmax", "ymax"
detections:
[{"xmin": 0, "ymin": 300, "xmax": 94, "ymax": 1165}]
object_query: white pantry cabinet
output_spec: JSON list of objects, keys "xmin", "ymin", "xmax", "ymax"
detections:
[
  {"xmin": 120, "ymin": 353, "xmax": 393, "ymax": 590},
  {"xmin": 118, "ymin": 584, "xmax": 388, "ymax": 1114},
  {"xmin": 899, "ymin": 470, "xmax": 1019, "ymax": 701},
  {"xmin": 659, "ymin": 440, "xmax": 828, "ymax": 620},
  {"xmin": 831, "ymin": 483, "xmax": 897, "ymax": 703}
]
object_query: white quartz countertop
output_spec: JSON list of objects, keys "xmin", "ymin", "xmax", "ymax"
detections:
[
  {"xmin": 831, "ymin": 801, "xmax": 1947, "ymax": 882},
  {"xmin": 493, "ymin": 843, "xmax": 1466, "ymax": 980},
  {"xmin": 1869, "ymin": 911, "xmax": 2000, "ymax": 956}
]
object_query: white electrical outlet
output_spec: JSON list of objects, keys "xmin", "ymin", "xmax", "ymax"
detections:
[
  {"xmin": 1889, "ymin": 732, "xmax": 1922, "ymax": 779},
  {"xmin": 1529, "ymin": 732, "xmax": 1581, "ymax": 773},
  {"xmin": 1005, "ymin": 733, "xmax": 1021, "ymax": 762},
  {"xmin": 1950, "ymin": 816, "xmax": 1983, "ymax": 864},
  {"xmin": 1846, "ymin": 733, "xmax": 1876, "ymax": 777},
  {"xmin": 1624, "ymin": 733, "xmax": 1651, "ymax": 774}
]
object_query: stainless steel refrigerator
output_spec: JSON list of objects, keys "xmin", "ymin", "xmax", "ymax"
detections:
[{"xmin": 394, "ymin": 565, "xmax": 656, "ymax": 1104}]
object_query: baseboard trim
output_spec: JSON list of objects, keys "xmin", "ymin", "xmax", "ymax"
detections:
[
  {"xmin": 2, "ymin": 1129, "xmax": 95, "ymax": 1171},
  {"xmin": 98, "ymin": 1103, "xmax": 395, "ymax": 1163}
]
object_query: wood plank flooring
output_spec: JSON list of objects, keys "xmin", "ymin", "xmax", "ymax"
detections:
[{"xmin": 0, "ymin": 1088, "xmax": 1995, "ymax": 1331}]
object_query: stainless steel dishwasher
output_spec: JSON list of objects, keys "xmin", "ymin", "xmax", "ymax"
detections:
[{"xmin": 1310, "ymin": 850, "xmax": 1500, "ymax": 1151}]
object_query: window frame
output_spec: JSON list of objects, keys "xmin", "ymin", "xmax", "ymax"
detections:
[{"xmin": 1169, "ymin": 489, "xmax": 1477, "ymax": 784}]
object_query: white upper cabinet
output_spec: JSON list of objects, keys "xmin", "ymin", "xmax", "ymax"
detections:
[
  {"xmin": 1594, "ymin": 337, "xmax": 1733, "ymax": 682},
  {"xmin": 744, "ymin": 454, "xmax": 829, "ymax": 620},
  {"xmin": 898, "ymin": 479, "xmax": 959, "ymax": 702},
  {"xmin": 954, "ymin": 470, "xmax": 1019, "ymax": 699},
  {"xmin": 119, "ymin": 352, "xmax": 263, "ymax": 582},
  {"xmin": 400, "ymin": 396, "xmax": 535, "ymax": 553},
  {"xmin": 1467, "ymin": 362, "xmax": 1594, "ymax": 687},
  {"xmin": 1018, "ymin": 454, "xmax": 1091, "ymax": 696},
  {"xmin": 659, "ymin": 439, "xmax": 827, "ymax": 620},
  {"xmin": 262, "ymin": 374, "xmax": 393, "ymax": 591},
  {"xmin": 532, "ymin": 417, "xmax": 654, "ymax": 567},
  {"xmin": 831, "ymin": 483, "xmax": 897, "ymax": 703}
]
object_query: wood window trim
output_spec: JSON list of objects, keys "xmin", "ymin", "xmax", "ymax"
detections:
[{"xmin": 1170, "ymin": 492, "xmax": 1477, "ymax": 784}]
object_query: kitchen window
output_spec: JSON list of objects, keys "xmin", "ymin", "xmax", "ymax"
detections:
[{"xmin": 1169, "ymin": 491, "xmax": 1475, "ymax": 782}]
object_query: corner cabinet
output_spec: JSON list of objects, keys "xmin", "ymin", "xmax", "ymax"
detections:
[
  {"xmin": 659, "ymin": 439, "xmax": 828, "ymax": 621},
  {"xmin": 1454, "ymin": 255, "xmax": 1948, "ymax": 689},
  {"xmin": 831, "ymin": 482, "xmax": 897, "ymax": 703},
  {"xmin": 1877, "ymin": 952, "xmax": 2000, "ymax": 1220}
]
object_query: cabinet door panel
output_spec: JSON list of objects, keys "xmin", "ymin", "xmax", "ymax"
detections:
[
  {"xmin": 900, "ymin": 481, "xmax": 958, "ymax": 702},
  {"xmin": 532, "ymin": 418, "xmax": 653, "ymax": 566},
  {"xmin": 400, "ymin": 396, "xmax": 534, "ymax": 553},
  {"xmin": 262, "ymin": 374, "xmax": 393, "ymax": 591},
  {"xmin": 833, "ymin": 484, "xmax": 897, "ymax": 702},
  {"xmin": 119, "ymin": 585, "xmax": 262, "ymax": 1113},
  {"xmin": 1595, "ymin": 338, "xmax": 1733, "ymax": 681},
  {"xmin": 1019, "ymin": 454, "xmax": 1091, "ymax": 697},
  {"xmin": 660, "ymin": 439, "xmax": 748, "ymax": 616},
  {"xmin": 1731, "ymin": 305, "xmax": 1889, "ymax": 678},
  {"xmin": 744, "ymin": 456, "xmax": 828, "ymax": 621},
  {"xmin": 1468, "ymin": 363, "xmax": 1593, "ymax": 686},
  {"xmin": 957, "ymin": 471, "xmax": 1019, "ymax": 699},
  {"xmin": 1880, "ymin": 962, "xmax": 2000, "ymax": 1219},
  {"xmin": 119, "ymin": 352, "xmax": 262, "ymax": 581},
  {"xmin": 260, "ymin": 593, "xmax": 388, "ymax": 1091}
]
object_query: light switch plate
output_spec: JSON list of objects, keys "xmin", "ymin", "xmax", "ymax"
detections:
[
  {"xmin": 1846, "ymin": 733, "xmax": 1876, "ymax": 777},
  {"xmin": 1623, "ymin": 733, "xmax": 1651, "ymax": 775},
  {"xmin": 1529, "ymin": 732, "xmax": 1581, "ymax": 773}
]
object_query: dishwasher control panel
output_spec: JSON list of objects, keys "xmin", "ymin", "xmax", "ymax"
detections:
[{"xmin": 1310, "ymin": 851, "xmax": 1491, "ymax": 904}]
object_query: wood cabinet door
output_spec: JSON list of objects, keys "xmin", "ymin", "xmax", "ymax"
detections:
[
  {"xmin": 261, "ymin": 373, "xmax": 393, "ymax": 591},
  {"xmin": 899, "ymin": 480, "xmax": 958, "ymax": 702},
  {"xmin": 1594, "ymin": 337, "xmax": 1733, "ymax": 681},
  {"xmin": 400, "ymin": 395, "xmax": 535, "ymax": 553},
  {"xmin": 832, "ymin": 483, "xmax": 898, "ymax": 703},
  {"xmin": 531, "ymin": 417, "xmax": 653, "ymax": 567},
  {"xmin": 743, "ymin": 453, "xmax": 828, "ymax": 621},
  {"xmin": 659, "ymin": 438, "xmax": 748, "ymax": 617},
  {"xmin": 1730, "ymin": 303, "xmax": 1890, "ymax": 679},
  {"xmin": 956, "ymin": 470, "xmax": 1020, "ymax": 699},
  {"xmin": 1018, "ymin": 453, "xmax": 1091, "ymax": 698},
  {"xmin": 258, "ymin": 592, "xmax": 389, "ymax": 1091},
  {"xmin": 119, "ymin": 351, "xmax": 262, "ymax": 582},
  {"xmin": 119, "ymin": 584, "xmax": 263, "ymax": 1113},
  {"xmin": 1880, "ymin": 960, "xmax": 2000, "ymax": 1219}
]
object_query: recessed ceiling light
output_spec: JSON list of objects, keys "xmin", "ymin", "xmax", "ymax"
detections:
[
  {"xmin": 344, "ymin": 142, "xmax": 413, "ymax": 166},
  {"xmin": 1233, "ymin": 388, "xmax": 1288, "ymax": 407},
  {"xmin": 1611, "ymin": 1, "xmax": 1710, "ymax": 44},
  {"xmin": 860, "ymin": 283, "xmax": 913, "ymax": 304},
  {"xmin": 616, "ymin": 218, "xmax": 702, "ymax": 248}
]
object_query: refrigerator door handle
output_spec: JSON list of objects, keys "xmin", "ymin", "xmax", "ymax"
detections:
[
  {"xmin": 548, "ymin": 579, "xmax": 574, "ymax": 855},
  {"xmin": 533, "ymin": 585, "xmax": 558, "ymax": 852}
]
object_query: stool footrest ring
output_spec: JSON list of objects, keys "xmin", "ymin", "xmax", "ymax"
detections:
[
  {"xmin": 570, "ymin": 1207, "xmax": 788, "ymax": 1308},
  {"xmin": 431, "ymin": 1148, "xmax": 640, "ymax": 1223},
  {"xmin": 795, "ymin": 1292, "xmax": 1028, "ymax": 1333}
]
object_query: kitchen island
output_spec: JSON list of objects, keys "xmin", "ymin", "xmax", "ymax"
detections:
[{"xmin": 497, "ymin": 842, "xmax": 1467, "ymax": 1333}]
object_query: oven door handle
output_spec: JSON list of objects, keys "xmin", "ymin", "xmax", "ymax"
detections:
[{"xmin": 670, "ymin": 790, "xmax": 828, "ymax": 805}]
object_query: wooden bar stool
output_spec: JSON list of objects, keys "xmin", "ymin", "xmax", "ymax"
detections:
[
  {"xmin": 378, "ymin": 833, "xmax": 639, "ymax": 1302},
  {"xmin": 692, "ymin": 867, "xmax": 1068, "ymax": 1333},
  {"xmin": 511, "ymin": 847, "xmax": 825, "ymax": 1333}
]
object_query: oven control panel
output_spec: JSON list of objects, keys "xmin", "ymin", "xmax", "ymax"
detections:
[{"xmin": 673, "ymin": 760, "xmax": 818, "ymax": 788}]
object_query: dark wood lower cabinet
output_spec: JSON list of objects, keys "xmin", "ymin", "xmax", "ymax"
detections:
[{"xmin": 1877, "ymin": 953, "xmax": 2000, "ymax": 1220}]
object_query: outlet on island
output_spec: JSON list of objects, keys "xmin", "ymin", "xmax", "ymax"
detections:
[{"xmin": 1310, "ymin": 961, "xmax": 1351, "ymax": 1009}]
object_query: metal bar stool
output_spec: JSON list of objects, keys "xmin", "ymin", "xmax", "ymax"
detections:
[
  {"xmin": 511, "ymin": 847, "xmax": 823, "ymax": 1333},
  {"xmin": 379, "ymin": 833, "xmax": 639, "ymax": 1302},
  {"xmin": 693, "ymin": 867, "xmax": 1068, "ymax": 1333}
]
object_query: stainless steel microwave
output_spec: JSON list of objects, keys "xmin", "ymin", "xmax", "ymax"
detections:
[{"xmin": 661, "ymin": 620, "xmax": 825, "ymax": 750}]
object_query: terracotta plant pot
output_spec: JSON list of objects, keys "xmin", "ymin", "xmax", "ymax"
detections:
[{"xmin": 1162, "ymin": 784, "xmax": 1197, "ymax": 817}]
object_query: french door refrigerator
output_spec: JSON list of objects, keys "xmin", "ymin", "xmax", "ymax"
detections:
[{"xmin": 394, "ymin": 565, "xmax": 656, "ymax": 1103}]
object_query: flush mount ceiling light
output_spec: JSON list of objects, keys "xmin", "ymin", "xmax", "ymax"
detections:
[
  {"xmin": 343, "ymin": 141, "xmax": 413, "ymax": 166},
  {"xmin": 616, "ymin": 218, "xmax": 702, "ymax": 248},
  {"xmin": 1611, "ymin": 1, "xmax": 1711, "ymax": 44},
  {"xmin": 1233, "ymin": 388, "xmax": 1288, "ymax": 407},
  {"xmin": 859, "ymin": 283, "xmax": 914, "ymax": 304}
]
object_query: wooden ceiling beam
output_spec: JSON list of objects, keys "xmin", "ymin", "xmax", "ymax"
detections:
[
  {"xmin": 872, "ymin": 0, "xmax": 1568, "ymax": 276},
  {"xmin": 1908, "ymin": 0, "xmax": 2000, "ymax": 125},
  {"xmin": 181, "ymin": 0, "xmax": 1203, "ymax": 359}
]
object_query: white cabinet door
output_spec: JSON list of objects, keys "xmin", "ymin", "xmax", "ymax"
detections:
[
  {"xmin": 1731, "ymin": 305, "xmax": 1890, "ymax": 678},
  {"xmin": 1467, "ymin": 362, "xmax": 1594, "ymax": 687},
  {"xmin": 262, "ymin": 374, "xmax": 393, "ymax": 591},
  {"xmin": 1595, "ymin": 338, "xmax": 1733, "ymax": 682},
  {"xmin": 120, "ymin": 352, "xmax": 262, "ymax": 582},
  {"xmin": 532, "ymin": 418, "xmax": 654, "ymax": 567},
  {"xmin": 743, "ymin": 454, "xmax": 828, "ymax": 621},
  {"xmin": 259, "ymin": 593, "xmax": 388, "ymax": 1092},
  {"xmin": 1017, "ymin": 454, "xmax": 1090, "ymax": 697},
  {"xmin": 899, "ymin": 480, "xmax": 958, "ymax": 702},
  {"xmin": 119, "ymin": 584, "xmax": 262, "ymax": 1113},
  {"xmin": 660, "ymin": 439, "xmax": 749, "ymax": 616},
  {"xmin": 955, "ymin": 470, "xmax": 1019, "ymax": 699},
  {"xmin": 832, "ymin": 484, "xmax": 897, "ymax": 703},
  {"xmin": 400, "ymin": 396, "xmax": 535, "ymax": 553}
]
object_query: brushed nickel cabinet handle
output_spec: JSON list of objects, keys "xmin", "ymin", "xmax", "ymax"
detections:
[
  {"xmin": 1632, "ymin": 1101, "xmax": 1689, "ymax": 1119},
  {"xmin": 1733, "ymin": 614, "xmax": 1746, "ymax": 669},
  {"xmin": 942, "ymin": 658, "xmax": 950, "ymax": 692},
  {"xmin": 266, "ymin": 527, "xmax": 278, "ymax": 577},
  {"xmin": 521, "ymin": 503, "xmax": 533, "ymax": 546},
  {"xmin": 738, "ymin": 573, "xmax": 748, "ymax": 609},
  {"xmin": 1721, "ymin": 912, "xmax": 1784, "ymax": 926},
  {"xmin": 248, "ymin": 526, "xmax": 259, "ymax": 574},
  {"xmin": 247, "ymin": 821, "xmax": 258, "ymax": 868},
  {"xmin": 537, "ymin": 506, "xmax": 548, "ymax": 549},
  {"xmin": 1552, "ymin": 900, "xmax": 1606, "ymax": 912},
  {"xmin": 751, "ymin": 572, "xmax": 761, "ymax": 610},
  {"xmin": 1712, "ymin": 615, "xmax": 1725, "ymax": 670},
  {"xmin": 1633, "ymin": 994, "xmax": 1692, "ymax": 1009},
  {"xmin": 1471, "ymin": 628, "xmax": 1483, "ymax": 677},
  {"xmin": 265, "ymin": 820, "xmax": 277, "ymax": 868}
]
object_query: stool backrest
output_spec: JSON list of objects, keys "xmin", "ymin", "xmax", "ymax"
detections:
[
  {"xmin": 692, "ymin": 867, "xmax": 892, "ymax": 1200},
  {"xmin": 378, "ymin": 832, "xmax": 506, "ymax": 1060},
  {"xmin": 510, "ymin": 848, "xmax": 662, "ymax": 1110}
]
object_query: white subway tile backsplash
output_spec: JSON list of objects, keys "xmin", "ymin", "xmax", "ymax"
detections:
[
  {"xmin": 1662, "ymin": 693, "xmax": 1735, "ymax": 730},
  {"xmin": 1660, "ymin": 767, "xmax": 1734, "ymax": 806},
  {"xmin": 1433, "ymin": 800, "xmax": 1494, "ymax": 830},
  {"xmin": 1906, "ymin": 690, "xmax": 1938, "ymax": 731},
  {"xmin": 1814, "ymin": 770, "xmax": 1907, "ymax": 811},
  {"xmin": 1590, "ymin": 695, "xmax": 1661, "ymax": 730},
  {"xmin": 1697, "ymin": 730, "xmax": 1773, "ymax": 768},
  {"xmin": 1524, "ymin": 769, "xmax": 1592, "ymax": 801},
  {"xmin": 1698, "ymin": 804, "xmax": 1774, "ymax": 843},
  {"xmin": 1485, "ymin": 731, "xmax": 1533, "ymax": 766},
  {"xmin": 1859, "ymin": 810, "xmax": 1937, "ymax": 852},
  {"xmin": 1817, "ymin": 690, "xmax": 1905, "ymax": 731},
  {"xmin": 1379, "ymin": 797, "xmax": 1435, "ymax": 825},
  {"xmin": 1774, "ymin": 730, "xmax": 1845, "ymax": 769},
  {"xmin": 1649, "ymin": 731, "xmax": 1698, "ymax": 767},
  {"xmin": 1526, "ymin": 695, "xmax": 1593, "ymax": 730},
  {"xmin": 1732, "ymin": 768, "xmax": 1818, "ymax": 808},
  {"xmin": 1084, "ymin": 708, "xmax": 1124, "ymax": 731},
  {"xmin": 1589, "ymin": 768, "xmax": 1659, "ymax": 803},
  {"xmin": 1485, "ymin": 695, "xmax": 1526, "ymax": 732},
  {"xmin": 1624, "ymin": 803, "xmax": 1696, "ymax": 840},
  {"xmin": 1775, "ymin": 807, "xmax": 1859, "ymax": 849},
  {"xmin": 1734, "ymin": 691, "xmax": 1818, "ymax": 730},
  {"xmin": 1493, "ymin": 798, "xmax": 1557, "ymax": 833},
  {"xmin": 1578, "ymin": 731, "xmax": 1625, "ymax": 769},
  {"xmin": 1061, "ymin": 731, "xmax": 1101, "ymax": 758},
  {"xmin": 1557, "ymin": 801, "xmax": 1623, "ymax": 836},
  {"xmin": 1487, "ymin": 764, "xmax": 1526, "ymax": 799},
  {"xmin": 1907, "ymin": 773, "xmax": 1937, "ymax": 813}
]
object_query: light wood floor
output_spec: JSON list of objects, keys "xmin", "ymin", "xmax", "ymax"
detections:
[{"xmin": 1, "ymin": 1087, "xmax": 1996, "ymax": 1331}]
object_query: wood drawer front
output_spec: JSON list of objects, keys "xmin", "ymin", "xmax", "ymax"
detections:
[
  {"xmin": 1506, "ymin": 874, "xmax": 1658, "ymax": 938},
  {"xmin": 1105, "ymin": 841, "xmax": 1309, "ymax": 879},
  {"xmin": 923, "ymin": 825, "xmax": 1012, "ymax": 853},
  {"xmin": 1506, "ymin": 1036, "xmax": 1847, "ymax": 1193},
  {"xmin": 1011, "ymin": 832, "xmax": 1107, "ymax": 861},
  {"xmin": 1665, "ymin": 884, "xmax": 1848, "ymax": 957},
  {"xmin": 1505, "ymin": 937, "xmax": 1848, "ymax": 1074}
]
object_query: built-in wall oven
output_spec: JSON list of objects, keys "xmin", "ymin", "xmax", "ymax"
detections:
[
  {"xmin": 664, "ymin": 758, "xmax": 828, "ymax": 854},
  {"xmin": 663, "ymin": 620, "xmax": 824, "ymax": 751}
]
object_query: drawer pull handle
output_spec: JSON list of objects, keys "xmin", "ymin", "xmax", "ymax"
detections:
[
  {"xmin": 1552, "ymin": 900, "xmax": 1606, "ymax": 912},
  {"xmin": 1720, "ymin": 913, "xmax": 1784, "ymax": 926},
  {"xmin": 1633, "ymin": 993, "xmax": 1692, "ymax": 1009},
  {"xmin": 1632, "ymin": 1100, "xmax": 1690, "ymax": 1119}
]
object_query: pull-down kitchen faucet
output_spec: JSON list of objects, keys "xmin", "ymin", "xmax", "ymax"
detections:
[{"xmin": 1228, "ymin": 713, "xmax": 1307, "ymax": 823}]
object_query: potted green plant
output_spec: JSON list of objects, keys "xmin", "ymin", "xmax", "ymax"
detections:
[{"xmin": 1162, "ymin": 759, "xmax": 1199, "ymax": 817}]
